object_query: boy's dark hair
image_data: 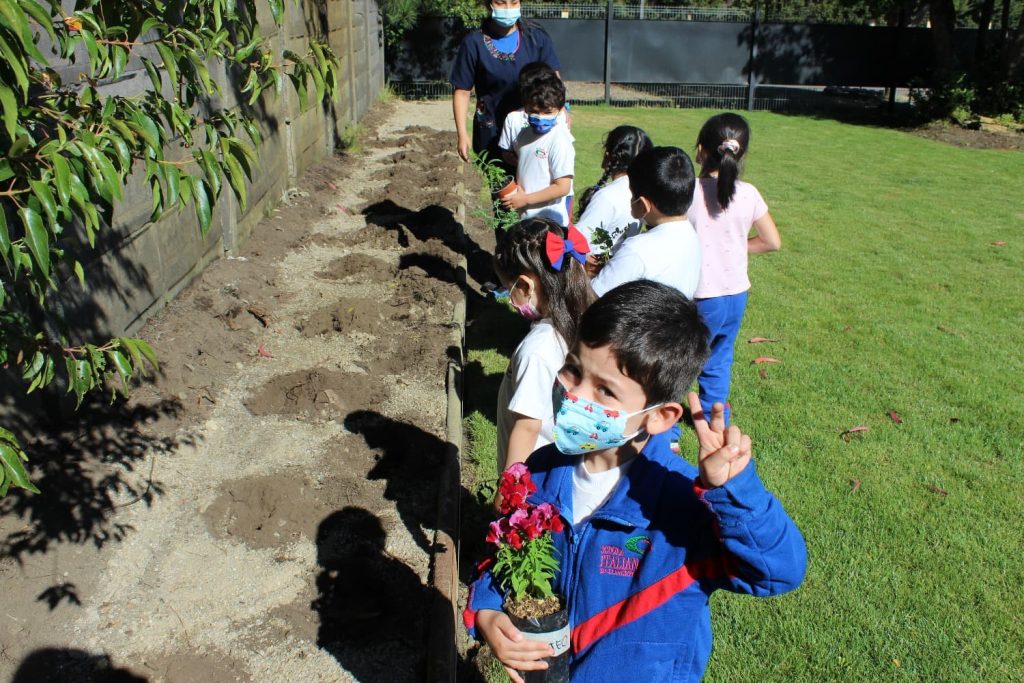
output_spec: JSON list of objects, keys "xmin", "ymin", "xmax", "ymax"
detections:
[
  {"xmin": 579, "ymin": 125, "xmax": 653, "ymax": 214},
  {"xmin": 495, "ymin": 217, "xmax": 595, "ymax": 344},
  {"xmin": 627, "ymin": 146, "xmax": 695, "ymax": 217},
  {"xmin": 518, "ymin": 61, "xmax": 558, "ymax": 91},
  {"xmin": 696, "ymin": 112, "xmax": 750, "ymax": 210},
  {"xmin": 521, "ymin": 68, "xmax": 565, "ymax": 112},
  {"xmin": 576, "ymin": 280, "xmax": 708, "ymax": 405}
]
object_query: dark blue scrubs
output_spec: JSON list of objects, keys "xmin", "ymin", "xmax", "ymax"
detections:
[{"xmin": 450, "ymin": 23, "xmax": 561, "ymax": 162}]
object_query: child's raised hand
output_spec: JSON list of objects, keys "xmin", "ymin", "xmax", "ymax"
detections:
[
  {"xmin": 686, "ymin": 392, "xmax": 752, "ymax": 488},
  {"xmin": 476, "ymin": 609, "xmax": 552, "ymax": 683}
]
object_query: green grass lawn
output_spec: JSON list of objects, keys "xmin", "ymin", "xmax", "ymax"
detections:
[{"xmin": 463, "ymin": 107, "xmax": 1024, "ymax": 681}]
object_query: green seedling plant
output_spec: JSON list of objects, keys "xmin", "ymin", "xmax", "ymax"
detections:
[{"xmin": 470, "ymin": 150, "xmax": 519, "ymax": 232}]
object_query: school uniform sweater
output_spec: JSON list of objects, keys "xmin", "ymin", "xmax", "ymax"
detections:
[{"xmin": 465, "ymin": 433, "xmax": 807, "ymax": 682}]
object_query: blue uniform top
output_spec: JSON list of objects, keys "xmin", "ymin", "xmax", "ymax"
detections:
[
  {"xmin": 449, "ymin": 23, "xmax": 561, "ymax": 160},
  {"xmin": 465, "ymin": 431, "xmax": 807, "ymax": 682}
]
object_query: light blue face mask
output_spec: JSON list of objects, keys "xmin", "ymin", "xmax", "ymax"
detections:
[
  {"xmin": 527, "ymin": 113, "xmax": 558, "ymax": 134},
  {"xmin": 551, "ymin": 381, "xmax": 662, "ymax": 456},
  {"xmin": 491, "ymin": 6, "xmax": 521, "ymax": 27}
]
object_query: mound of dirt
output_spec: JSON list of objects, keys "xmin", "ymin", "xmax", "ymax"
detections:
[
  {"xmin": 295, "ymin": 298, "xmax": 413, "ymax": 337},
  {"xmin": 244, "ymin": 369, "xmax": 388, "ymax": 420},
  {"xmin": 315, "ymin": 254, "xmax": 398, "ymax": 281},
  {"xmin": 204, "ymin": 475, "xmax": 328, "ymax": 548}
]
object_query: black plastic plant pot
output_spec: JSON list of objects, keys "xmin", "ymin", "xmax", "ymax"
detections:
[{"xmin": 508, "ymin": 606, "xmax": 571, "ymax": 682}]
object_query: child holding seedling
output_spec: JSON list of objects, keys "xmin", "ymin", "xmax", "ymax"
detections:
[
  {"xmin": 466, "ymin": 280, "xmax": 806, "ymax": 682},
  {"xmin": 689, "ymin": 113, "xmax": 780, "ymax": 424},
  {"xmin": 493, "ymin": 217, "xmax": 594, "ymax": 474},
  {"xmin": 590, "ymin": 146, "xmax": 701, "ymax": 299},
  {"xmin": 498, "ymin": 65, "xmax": 575, "ymax": 226},
  {"xmin": 575, "ymin": 125, "xmax": 653, "ymax": 273}
]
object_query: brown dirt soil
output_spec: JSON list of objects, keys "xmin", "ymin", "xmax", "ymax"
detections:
[
  {"xmin": 295, "ymin": 297, "xmax": 413, "ymax": 337},
  {"xmin": 906, "ymin": 120, "xmax": 1024, "ymax": 150},
  {"xmin": 0, "ymin": 100, "xmax": 467, "ymax": 682}
]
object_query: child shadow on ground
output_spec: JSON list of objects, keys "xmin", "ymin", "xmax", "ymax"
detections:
[
  {"xmin": 342, "ymin": 410, "xmax": 447, "ymax": 554},
  {"xmin": 311, "ymin": 506, "xmax": 429, "ymax": 681},
  {"xmin": 10, "ymin": 647, "xmax": 147, "ymax": 682}
]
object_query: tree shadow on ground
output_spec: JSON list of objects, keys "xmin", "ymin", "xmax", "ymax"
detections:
[
  {"xmin": 0, "ymin": 397, "xmax": 198, "ymax": 609},
  {"xmin": 10, "ymin": 647, "xmax": 147, "ymax": 683}
]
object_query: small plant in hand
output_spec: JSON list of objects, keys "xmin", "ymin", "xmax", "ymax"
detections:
[
  {"xmin": 588, "ymin": 226, "xmax": 621, "ymax": 265},
  {"xmin": 471, "ymin": 151, "xmax": 520, "ymax": 232},
  {"xmin": 488, "ymin": 463, "xmax": 564, "ymax": 619}
]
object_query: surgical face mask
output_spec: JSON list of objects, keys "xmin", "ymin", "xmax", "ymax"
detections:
[
  {"xmin": 504, "ymin": 285, "xmax": 542, "ymax": 320},
  {"xmin": 552, "ymin": 381, "xmax": 662, "ymax": 455},
  {"xmin": 491, "ymin": 6, "xmax": 521, "ymax": 27},
  {"xmin": 630, "ymin": 196, "xmax": 648, "ymax": 221},
  {"xmin": 527, "ymin": 113, "xmax": 558, "ymax": 135}
]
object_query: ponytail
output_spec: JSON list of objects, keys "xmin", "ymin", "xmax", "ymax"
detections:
[
  {"xmin": 494, "ymin": 218, "xmax": 596, "ymax": 344},
  {"xmin": 579, "ymin": 125, "xmax": 653, "ymax": 216},
  {"xmin": 696, "ymin": 113, "xmax": 750, "ymax": 211}
]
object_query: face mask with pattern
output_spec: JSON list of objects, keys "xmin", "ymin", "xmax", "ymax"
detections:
[{"xmin": 551, "ymin": 381, "xmax": 662, "ymax": 455}]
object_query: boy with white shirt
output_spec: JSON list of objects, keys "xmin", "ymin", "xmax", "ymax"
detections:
[
  {"xmin": 591, "ymin": 146, "xmax": 701, "ymax": 298},
  {"xmin": 498, "ymin": 67, "xmax": 574, "ymax": 226}
]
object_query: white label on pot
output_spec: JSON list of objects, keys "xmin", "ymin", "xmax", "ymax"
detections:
[{"xmin": 521, "ymin": 624, "xmax": 571, "ymax": 657}]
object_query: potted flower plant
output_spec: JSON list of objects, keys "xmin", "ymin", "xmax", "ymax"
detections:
[{"xmin": 486, "ymin": 463, "xmax": 569, "ymax": 682}]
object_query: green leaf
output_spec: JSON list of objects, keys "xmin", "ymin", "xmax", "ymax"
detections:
[
  {"xmin": 163, "ymin": 164, "xmax": 180, "ymax": 206},
  {"xmin": 73, "ymin": 260, "xmax": 85, "ymax": 287},
  {"xmin": 223, "ymin": 153, "xmax": 247, "ymax": 208},
  {"xmin": 141, "ymin": 56, "xmax": 162, "ymax": 91},
  {"xmin": 0, "ymin": 83, "xmax": 18, "ymax": 140},
  {"xmin": 20, "ymin": 0, "xmax": 57, "ymax": 44},
  {"xmin": 268, "ymin": 0, "xmax": 283, "ymax": 24},
  {"xmin": 108, "ymin": 349, "xmax": 132, "ymax": 393},
  {"xmin": 52, "ymin": 154, "xmax": 71, "ymax": 206},
  {"xmin": 29, "ymin": 179, "xmax": 58, "ymax": 229},
  {"xmin": 155, "ymin": 42, "xmax": 178, "ymax": 88},
  {"xmin": 18, "ymin": 206, "xmax": 49, "ymax": 273},
  {"xmin": 132, "ymin": 338, "xmax": 159, "ymax": 372},
  {"xmin": 193, "ymin": 179, "xmax": 211, "ymax": 236},
  {"xmin": 71, "ymin": 359, "xmax": 90, "ymax": 407},
  {"xmin": 0, "ymin": 443, "xmax": 38, "ymax": 494},
  {"xmin": 0, "ymin": 209, "xmax": 11, "ymax": 266}
]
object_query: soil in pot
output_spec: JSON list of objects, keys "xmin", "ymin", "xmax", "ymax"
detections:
[{"xmin": 506, "ymin": 596, "xmax": 570, "ymax": 683}]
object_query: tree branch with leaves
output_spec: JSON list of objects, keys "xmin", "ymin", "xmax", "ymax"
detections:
[{"xmin": 0, "ymin": 0, "xmax": 338, "ymax": 495}]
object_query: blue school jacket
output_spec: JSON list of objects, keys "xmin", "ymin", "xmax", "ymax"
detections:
[{"xmin": 465, "ymin": 433, "xmax": 807, "ymax": 682}]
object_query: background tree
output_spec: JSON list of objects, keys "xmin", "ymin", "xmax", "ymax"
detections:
[{"xmin": 0, "ymin": 0, "xmax": 337, "ymax": 495}]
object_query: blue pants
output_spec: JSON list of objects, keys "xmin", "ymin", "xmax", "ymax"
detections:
[{"xmin": 696, "ymin": 291, "xmax": 748, "ymax": 425}]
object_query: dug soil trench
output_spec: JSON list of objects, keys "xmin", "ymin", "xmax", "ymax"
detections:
[{"xmin": 0, "ymin": 101, "xmax": 477, "ymax": 682}]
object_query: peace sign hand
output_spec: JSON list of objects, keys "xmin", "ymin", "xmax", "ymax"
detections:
[{"xmin": 686, "ymin": 392, "xmax": 752, "ymax": 489}]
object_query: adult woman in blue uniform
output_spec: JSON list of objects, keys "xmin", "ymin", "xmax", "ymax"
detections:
[{"xmin": 450, "ymin": 0, "xmax": 562, "ymax": 162}]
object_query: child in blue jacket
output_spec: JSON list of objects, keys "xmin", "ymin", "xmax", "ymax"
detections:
[{"xmin": 465, "ymin": 279, "xmax": 807, "ymax": 682}]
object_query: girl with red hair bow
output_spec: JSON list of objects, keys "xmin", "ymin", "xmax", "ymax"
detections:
[{"xmin": 492, "ymin": 217, "xmax": 595, "ymax": 477}]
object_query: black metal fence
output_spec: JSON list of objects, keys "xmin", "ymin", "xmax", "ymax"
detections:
[{"xmin": 387, "ymin": 6, "xmax": 981, "ymax": 113}]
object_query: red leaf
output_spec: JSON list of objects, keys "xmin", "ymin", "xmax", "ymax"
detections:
[
  {"xmin": 748, "ymin": 336, "xmax": 779, "ymax": 344},
  {"xmin": 257, "ymin": 341, "xmax": 273, "ymax": 358},
  {"xmin": 326, "ymin": 181, "xmax": 338, "ymax": 190},
  {"xmin": 758, "ymin": 367, "xmax": 768, "ymax": 379},
  {"xmin": 850, "ymin": 479, "xmax": 861, "ymax": 494},
  {"xmin": 926, "ymin": 484, "xmax": 949, "ymax": 497},
  {"xmin": 752, "ymin": 356, "xmax": 781, "ymax": 365},
  {"xmin": 888, "ymin": 410, "xmax": 902, "ymax": 424},
  {"xmin": 991, "ymin": 241, "xmax": 1006, "ymax": 246},
  {"xmin": 841, "ymin": 425, "xmax": 869, "ymax": 440}
]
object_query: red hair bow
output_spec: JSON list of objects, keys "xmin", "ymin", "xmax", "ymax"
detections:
[{"xmin": 544, "ymin": 224, "xmax": 590, "ymax": 271}]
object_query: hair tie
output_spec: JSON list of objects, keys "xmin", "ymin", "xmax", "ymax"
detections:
[
  {"xmin": 718, "ymin": 139, "xmax": 741, "ymax": 155},
  {"xmin": 544, "ymin": 224, "xmax": 590, "ymax": 271}
]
